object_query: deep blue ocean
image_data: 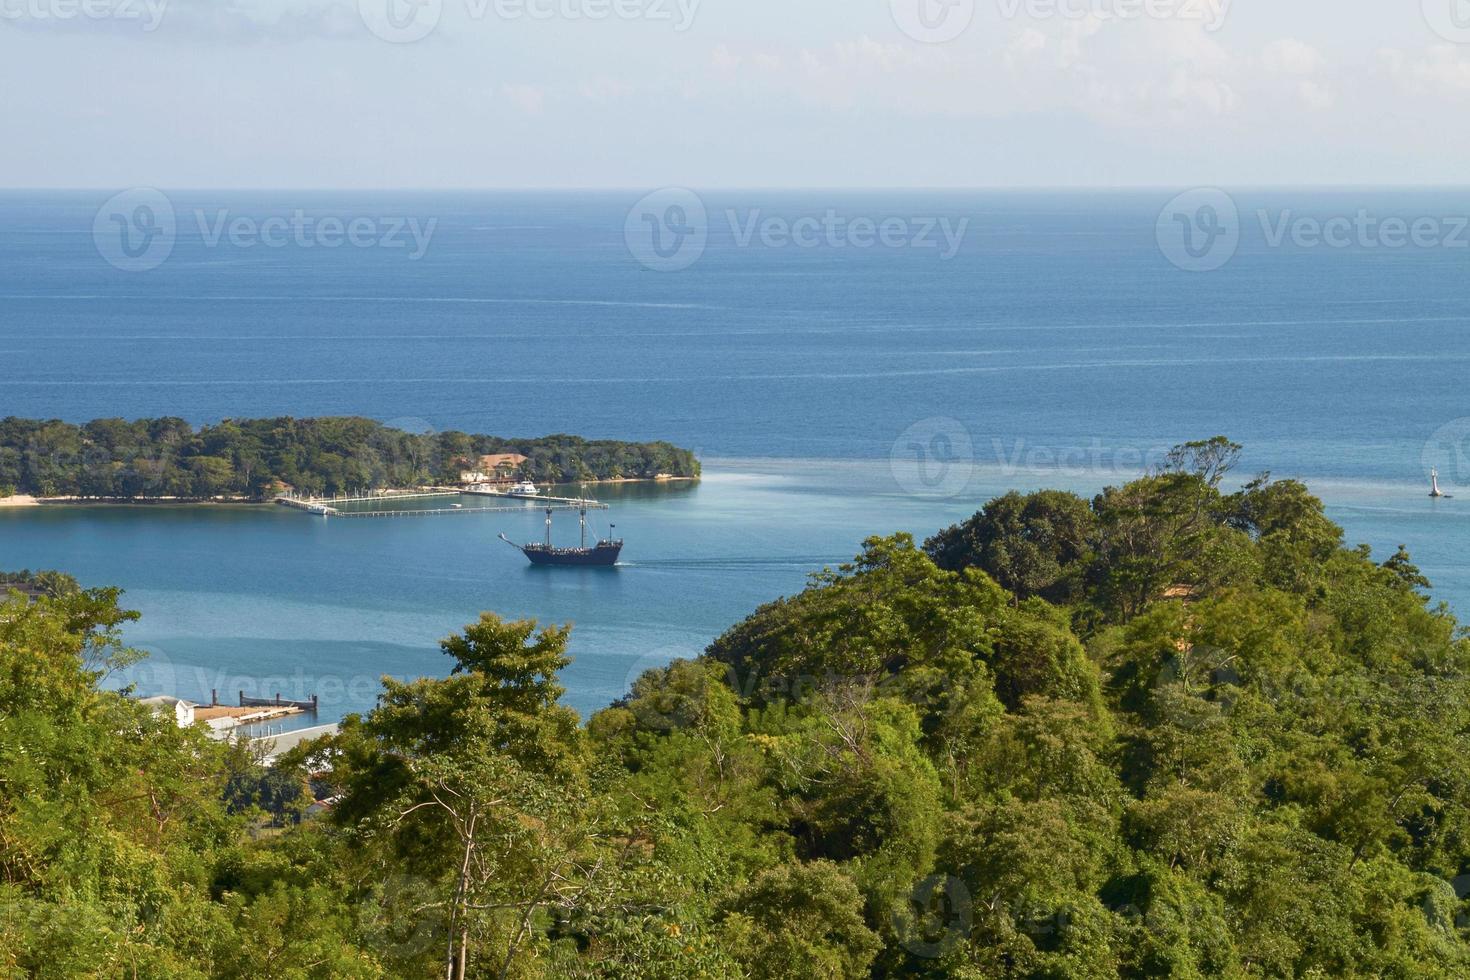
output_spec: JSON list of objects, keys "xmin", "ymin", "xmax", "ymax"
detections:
[{"xmin": 2, "ymin": 189, "xmax": 1468, "ymax": 724}]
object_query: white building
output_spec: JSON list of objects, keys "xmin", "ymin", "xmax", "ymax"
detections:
[{"xmin": 139, "ymin": 695, "xmax": 197, "ymax": 727}]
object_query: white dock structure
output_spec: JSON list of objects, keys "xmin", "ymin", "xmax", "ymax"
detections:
[
  {"xmin": 275, "ymin": 490, "xmax": 607, "ymax": 520},
  {"xmin": 251, "ymin": 723, "xmax": 339, "ymax": 766}
]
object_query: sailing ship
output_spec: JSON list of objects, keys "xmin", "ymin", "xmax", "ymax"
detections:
[{"xmin": 500, "ymin": 495, "xmax": 622, "ymax": 567}]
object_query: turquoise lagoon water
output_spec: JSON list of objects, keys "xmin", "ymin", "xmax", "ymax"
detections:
[
  {"xmin": 2, "ymin": 189, "xmax": 1469, "ymax": 722},
  {"xmin": 1, "ymin": 460, "xmax": 1464, "ymax": 724}
]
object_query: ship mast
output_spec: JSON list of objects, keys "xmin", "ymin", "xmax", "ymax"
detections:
[
  {"xmin": 545, "ymin": 506, "xmax": 554, "ymax": 547},
  {"xmin": 579, "ymin": 485, "xmax": 587, "ymax": 549}
]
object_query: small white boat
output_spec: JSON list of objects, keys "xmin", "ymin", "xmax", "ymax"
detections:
[{"xmin": 507, "ymin": 481, "xmax": 541, "ymax": 498}]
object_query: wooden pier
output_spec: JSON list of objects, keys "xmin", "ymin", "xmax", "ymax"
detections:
[
  {"xmin": 462, "ymin": 488, "xmax": 608, "ymax": 505},
  {"xmin": 275, "ymin": 492, "xmax": 606, "ymax": 520},
  {"xmin": 329, "ymin": 502, "xmax": 606, "ymax": 519},
  {"xmin": 312, "ymin": 491, "xmax": 461, "ymax": 505}
]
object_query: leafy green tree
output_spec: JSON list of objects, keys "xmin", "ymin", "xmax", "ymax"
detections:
[
  {"xmin": 327, "ymin": 615, "xmax": 609, "ymax": 979},
  {"xmin": 924, "ymin": 490, "xmax": 1096, "ymax": 603},
  {"xmin": 717, "ymin": 861, "xmax": 881, "ymax": 980},
  {"xmin": 1384, "ymin": 544, "xmax": 1433, "ymax": 594},
  {"xmin": 0, "ymin": 416, "xmax": 699, "ymax": 500},
  {"xmin": 11, "ymin": 437, "xmax": 1470, "ymax": 977}
]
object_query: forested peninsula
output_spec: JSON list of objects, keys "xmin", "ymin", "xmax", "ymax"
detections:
[
  {"xmin": 0, "ymin": 416, "xmax": 700, "ymax": 501},
  {"xmin": 6, "ymin": 439, "xmax": 1470, "ymax": 976}
]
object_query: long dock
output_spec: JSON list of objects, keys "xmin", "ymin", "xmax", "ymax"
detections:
[
  {"xmin": 275, "ymin": 497, "xmax": 339, "ymax": 516},
  {"xmin": 330, "ymin": 502, "xmax": 606, "ymax": 519},
  {"xmin": 312, "ymin": 491, "xmax": 461, "ymax": 505},
  {"xmin": 462, "ymin": 488, "xmax": 607, "ymax": 505},
  {"xmin": 275, "ymin": 491, "xmax": 607, "ymax": 520}
]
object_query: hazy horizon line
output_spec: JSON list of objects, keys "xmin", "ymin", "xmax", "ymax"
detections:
[{"xmin": 6, "ymin": 183, "xmax": 1470, "ymax": 194}]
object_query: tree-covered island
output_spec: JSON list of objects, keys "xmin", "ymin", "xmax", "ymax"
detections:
[
  {"xmin": 5, "ymin": 439, "xmax": 1470, "ymax": 976},
  {"xmin": 0, "ymin": 416, "xmax": 700, "ymax": 501}
]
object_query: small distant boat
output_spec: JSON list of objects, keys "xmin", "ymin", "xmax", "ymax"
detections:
[
  {"xmin": 506, "ymin": 481, "xmax": 541, "ymax": 498},
  {"xmin": 500, "ymin": 497, "xmax": 622, "ymax": 567},
  {"xmin": 1431, "ymin": 469, "xmax": 1453, "ymax": 499}
]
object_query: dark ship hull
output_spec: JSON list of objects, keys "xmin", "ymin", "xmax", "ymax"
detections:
[{"xmin": 520, "ymin": 542, "xmax": 623, "ymax": 567}]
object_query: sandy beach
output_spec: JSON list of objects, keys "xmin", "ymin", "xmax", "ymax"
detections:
[{"xmin": 0, "ymin": 495, "xmax": 38, "ymax": 508}]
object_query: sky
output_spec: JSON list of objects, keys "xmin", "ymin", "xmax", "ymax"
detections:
[{"xmin": 3, "ymin": 0, "xmax": 1470, "ymax": 188}]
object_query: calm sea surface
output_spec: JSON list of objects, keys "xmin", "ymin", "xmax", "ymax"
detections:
[{"xmin": 2, "ymin": 190, "xmax": 1468, "ymax": 723}]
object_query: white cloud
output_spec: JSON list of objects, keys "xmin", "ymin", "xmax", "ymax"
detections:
[
  {"xmin": 1262, "ymin": 39, "xmax": 1327, "ymax": 75},
  {"xmin": 9, "ymin": 0, "xmax": 1470, "ymax": 187},
  {"xmin": 578, "ymin": 77, "xmax": 637, "ymax": 103},
  {"xmin": 1380, "ymin": 45, "xmax": 1470, "ymax": 95},
  {"xmin": 710, "ymin": 45, "xmax": 741, "ymax": 73},
  {"xmin": 1005, "ymin": 27, "xmax": 1048, "ymax": 65},
  {"xmin": 500, "ymin": 84, "xmax": 547, "ymax": 115},
  {"xmin": 695, "ymin": 20, "xmax": 1245, "ymax": 126},
  {"xmin": 1296, "ymin": 79, "xmax": 1335, "ymax": 110}
]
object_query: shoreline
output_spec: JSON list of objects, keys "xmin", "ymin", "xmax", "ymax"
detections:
[
  {"xmin": 0, "ymin": 476, "xmax": 700, "ymax": 510},
  {"xmin": 0, "ymin": 495, "xmax": 265, "ymax": 509}
]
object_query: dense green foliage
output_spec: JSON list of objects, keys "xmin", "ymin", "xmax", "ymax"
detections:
[
  {"xmin": 0, "ymin": 570, "xmax": 80, "ymax": 600},
  {"xmin": 5, "ymin": 437, "xmax": 1470, "ymax": 977},
  {"xmin": 0, "ymin": 416, "xmax": 700, "ymax": 500}
]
